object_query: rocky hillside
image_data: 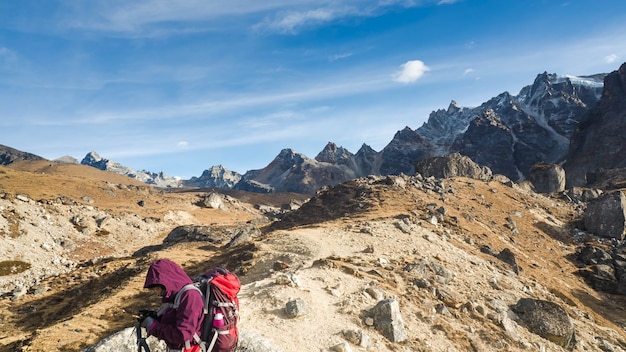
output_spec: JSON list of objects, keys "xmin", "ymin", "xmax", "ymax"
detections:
[{"xmin": 1, "ymin": 159, "xmax": 625, "ymax": 352}]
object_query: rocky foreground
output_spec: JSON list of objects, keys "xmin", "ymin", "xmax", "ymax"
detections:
[{"xmin": 1, "ymin": 161, "xmax": 626, "ymax": 351}]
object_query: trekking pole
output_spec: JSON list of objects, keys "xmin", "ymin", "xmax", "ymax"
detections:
[{"xmin": 136, "ymin": 322, "xmax": 151, "ymax": 352}]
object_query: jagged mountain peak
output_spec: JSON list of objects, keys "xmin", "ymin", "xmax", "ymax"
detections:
[
  {"xmin": 81, "ymin": 151, "xmax": 102, "ymax": 164},
  {"xmin": 356, "ymin": 143, "xmax": 377, "ymax": 156},
  {"xmin": 316, "ymin": 142, "xmax": 354, "ymax": 164},
  {"xmin": 80, "ymin": 151, "xmax": 181, "ymax": 188},
  {"xmin": 184, "ymin": 164, "xmax": 241, "ymax": 188}
]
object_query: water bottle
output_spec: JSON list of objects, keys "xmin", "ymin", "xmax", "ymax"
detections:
[{"xmin": 213, "ymin": 312, "xmax": 224, "ymax": 328}]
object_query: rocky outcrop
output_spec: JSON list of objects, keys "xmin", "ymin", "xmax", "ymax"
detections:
[
  {"xmin": 576, "ymin": 244, "xmax": 626, "ymax": 296},
  {"xmin": 583, "ymin": 191, "xmax": 626, "ymax": 240},
  {"xmin": 585, "ymin": 168, "xmax": 626, "ymax": 190},
  {"xmin": 162, "ymin": 224, "xmax": 257, "ymax": 246},
  {"xmin": 565, "ymin": 62, "xmax": 626, "ymax": 187},
  {"xmin": 529, "ymin": 163, "xmax": 566, "ymax": 193},
  {"xmin": 414, "ymin": 153, "xmax": 492, "ymax": 180}
]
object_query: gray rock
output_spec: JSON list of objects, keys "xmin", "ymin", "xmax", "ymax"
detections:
[
  {"xmin": 566, "ymin": 187, "xmax": 603, "ymax": 203},
  {"xmin": 163, "ymin": 225, "xmax": 239, "ymax": 245},
  {"xmin": 285, "ymin": 299, "xmax": 311, "ymax": 318},
  {"xmin": 583, "ymin": 191, "xmax": 626, "ymax": 240},
  {"xmin": 529, "ymin": 163, "xmax": 566, "ymax": 193},
  {"xmin": 495, "ymin": 248, "xmax": 520, "ymax": 274},
  {"xmin": 414, "ymin": 153, "xmax": 492, "ymax": 181},
  {"xmin": 370, "ymin": 299, "xmax": 408, "ymax": 342},
  {"xmin": 81, "ymin": 327, "xmax": 166, "ymax": 352},
  {"xmin": 199, "ymin": 192, "xmax": 228, "ymax": 210},
  {"xmin": 342, "ymin": 329, "xmax": 372, "ymax": 350},
  {"xmin": 237, "ymin": 328, "xmax": 285, "ymax": 352},
  {"xmin": 512, "ymin": 298, "xmax": 576, "ymax": 350}
]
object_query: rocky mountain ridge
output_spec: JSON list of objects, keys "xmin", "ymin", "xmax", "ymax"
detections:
[
  {"xmin": 2, "ymin": 64, "xmax": 620, "ymax": 195},
  {"xmin": 80, "ymin": 67, "xmax": 610, "ymax": 194}
]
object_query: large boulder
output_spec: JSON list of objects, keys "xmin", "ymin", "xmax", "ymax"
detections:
[
  {"xmin": 512, "ymin": 298, "xmax": 576, "ymax": 350},
  {"xmin": 529, "ymin": 163, "xmax": 566, "ymax": 193},
  {"xmin": 414, "ymin": 153, "xmax": 492, "ymax": 180},
  {"xmin": 583, "ymin": 191, "xmax": 626, "ymax": 240}
]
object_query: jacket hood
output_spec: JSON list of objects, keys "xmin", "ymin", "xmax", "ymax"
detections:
[{"xmin": 144, "ymin": 259, "xmax": 193, "ymax": 302}]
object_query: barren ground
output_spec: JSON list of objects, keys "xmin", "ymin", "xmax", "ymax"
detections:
[{"xmin": 0, "ymin": 161, "xmax": 625, "ymax": 351}]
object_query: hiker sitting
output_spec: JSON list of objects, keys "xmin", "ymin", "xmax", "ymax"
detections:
[{"xmin": 140, "ymin": 258, "xmax": 204, "ymax": 352}]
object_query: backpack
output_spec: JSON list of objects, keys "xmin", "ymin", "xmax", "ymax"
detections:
[{"xmin": 173, "ymin": 267, "xmax": 240, "ymax": 352}]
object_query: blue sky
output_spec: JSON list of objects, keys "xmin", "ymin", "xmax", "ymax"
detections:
[{"xmin": 1, "ymin": 0, "xmax": 625, "ymax": 178}]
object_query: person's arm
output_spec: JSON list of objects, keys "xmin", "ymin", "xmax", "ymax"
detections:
[{"xmin": 149, "ymin": 290, "xmax": 204, "ymax": 346}]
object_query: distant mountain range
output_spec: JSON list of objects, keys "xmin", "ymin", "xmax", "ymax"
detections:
[{"xmin": 3, "ymin": 62, "xmax": 625, "ymax": 194}]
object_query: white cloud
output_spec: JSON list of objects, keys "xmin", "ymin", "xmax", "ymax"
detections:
[
  {"xmin": 392, "ymin": 60, "xmax": 430, "ymax": 83},
  {"xmin": 329, "ymin": 52, "xmax": 353, "ymax": 61},
  {"xmin": 264, "ymin": 8, "xmax": 336, "ymax": 33},
  {"xmin": 176, "ymin": 141, "xmax": 189, "ymax": 148},
  {"xmin": 604, "ymin": 54, "xmax": 619, "ymax": 64},
  {"xmin": 464, "ymin": 68, "xmax": 475, "ymax": 75}
]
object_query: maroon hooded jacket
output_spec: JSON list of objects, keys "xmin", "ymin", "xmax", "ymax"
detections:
[{"xmin": 144, "ymin": 259, "xmax": 204, "ymax": 350}]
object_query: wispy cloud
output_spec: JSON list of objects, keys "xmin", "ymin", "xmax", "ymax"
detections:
[
  {"xmin": 258, "ymin": 8, "xmax": 339, "ymax": 34},
  {"xmin": 329, "ymin": 52, "xmax": 353, "ymax": 61},
  {"xmin": 392, "ymin": 60, "xmax": 430, "ymax": 83},
  {"xmin": 604, "ymin": 54, "xmax": 619, "ymax": 64},
  {"xmin": 0, "ymin": 47, "xmax": 18, "ymax": 64}
]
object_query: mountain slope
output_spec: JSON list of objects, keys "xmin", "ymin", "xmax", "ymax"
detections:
[
  {"xmin": 1, "ymin": 165, "xmax": 626, "ymax": 351},
  {"xmin": 0, "ymin": 145, "xmax": 45, "ymax": 165}
]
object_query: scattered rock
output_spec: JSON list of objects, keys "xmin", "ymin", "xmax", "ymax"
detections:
[
  {"xmin": 369, "ymin": 299, "xmax": 408, "ymax": 343},
  {"xmin": 285, "ymin": 299, "xmax": 311, "ymax": 318}
]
